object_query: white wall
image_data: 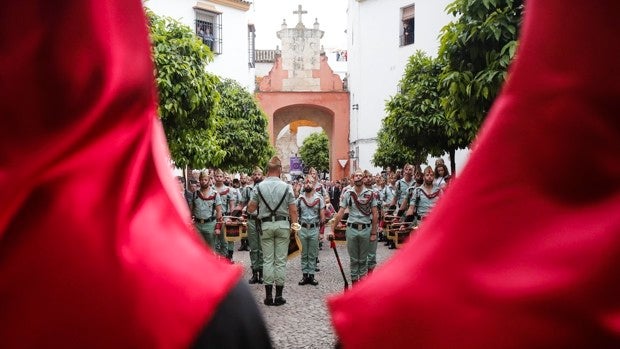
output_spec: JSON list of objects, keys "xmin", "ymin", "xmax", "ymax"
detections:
[
  {"xmin": 347, "ymin": 0, "xmax": 459, "ymax": 173},
  {"xmin": 146, "ymin": 0, "xmax": 255, "ymax": 91}
]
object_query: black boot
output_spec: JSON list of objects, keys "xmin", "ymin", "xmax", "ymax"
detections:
[
  {"xmin": 274, "ymin": 285, "xmax": 286, "ymax": 306},
  {"xmin": 307, "ymin": 274, "xmax": 319, "ymax": 286},
  {"xmin": 237, "ymin": 238, "xmax": 246, "ymax": 251},
  {"xmin": 226, "ymin": 250, "xmax": 233, "ymax": 262},
  {"xmin": 263, "ymin": 285, "xmax": 274, "ymax": 306},
  {"xmin": 298, "ymin": 273, "xmax": 309, "ymax": 285},
  {"xmin": 249, "ymin": 269, "xmax": 259, "ymax": 284},
  {"xmin": 258, "ymin": 268, "xmax": 264, "ymax": 284}
]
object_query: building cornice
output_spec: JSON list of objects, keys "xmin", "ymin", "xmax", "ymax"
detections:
[{"xmin": 204, "ymin": 0, "xmax": 251, "ymax": 12}]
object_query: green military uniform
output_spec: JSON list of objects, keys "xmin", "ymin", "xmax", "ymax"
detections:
[
  {"xmin": 408, "ymin": 185, "xmax": 442, "ymax": 227},
  {"xmin": 191, "ymin": 188, "xmax": 222, "ymax": 251},
  {"xmin": 296, "ymin": 192, "xmax": 324, "ymax": 285},
  {"xmin": 394, "ymin": 177, "xmax": 415, "ymax": 216},
  {"xmin": 339, "ymin": 187, "xmax": 377, "ymax": 282},
  {"xmin": 214, "ymin": 184, "xmax": 235, "ymax": 259},
  {"xmin": 250, "ymin": 177, "xmax": 295, "ymax": 288},
  {"xmin": 243, "ymin": 183, "xmax": 263, "ymax": 282},
  {"xmin": 367, "ymin": 186, "xmax": 382, "ymax": 271}
]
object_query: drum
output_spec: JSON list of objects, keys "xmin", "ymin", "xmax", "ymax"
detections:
[
  {"xmin": 240, "ymin": 215, "xmax": 248, "ymax": 239},
  {"xmin": 387, "ymin": 222, "xmax": 411, "ymax": 249},
  {"xmin": 395, "ymin": 225, "xmax": 416, "ymax": 248},
  {"xmin": 223, "ymin": 216, "xmax": 243, "ymax": 243},
  {"xmin": 332, "ymin": 219, "xmax": 348, "ymax": 243},
  {"xmin": 287, "ymin": 229, "xmax": 302, "ymax": 259}
]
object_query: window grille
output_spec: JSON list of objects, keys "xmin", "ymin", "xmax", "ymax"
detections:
[
  {"xmin": 248, "ymin": 24, "xmax": 256, "ymax": 68},
  {"xmin": 195, "ymin": 9, "xmax": 222, "ymax": 54}
]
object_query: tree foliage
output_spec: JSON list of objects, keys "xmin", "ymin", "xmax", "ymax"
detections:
[
  {"xmin": 214, "ymin": 79, "xmax": 275, "ymax": 173},
  {"xmin": 372, "ymin": 122, "xmax": 425, "ymax": 170},
  {"xmin": 388, "ymin": 52, "xmax": 449, "ymax": 152},
  {"xmin": 439, "ymin": 0, "xmax": 524, "ymax": 146},
  {"xmin": 299, "ymin": 132, "xmax": 330, "ymax": 173},
  {"xmin": 375, "ymin": 0, "xmax": 523, "ymax": 173},
  {"xmin": 147, "ymin": 9, "xmax": 225, "ymax": 168},
  {"xmin": 376, "ymin": 51, "xmax": 445, "ymax": 169}
]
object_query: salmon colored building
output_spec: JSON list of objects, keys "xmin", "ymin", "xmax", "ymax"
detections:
[{"xmin": 255, "ymin": 9, "xmax": 350, "ymax": 180}]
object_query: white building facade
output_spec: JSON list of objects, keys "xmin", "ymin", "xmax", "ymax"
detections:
[
  {"xmin": 346, "ymin": 0, "xmax": 469, "ymax": 173},
  {"xmin": 146, "ymin": 0, "xmax": 256, "ymax": 91}
]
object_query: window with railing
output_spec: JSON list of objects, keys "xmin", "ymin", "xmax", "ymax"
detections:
[
  {"xmin": 195, "ymin": 9, "xmax": 222, "ymax": 54},
  {"xmin": 400, "ymin": 4, "xmax": 415, "ymax": 46},
  {"xmin": 248, "ymin": 24, "xmax": 256, "ymax": 68}
]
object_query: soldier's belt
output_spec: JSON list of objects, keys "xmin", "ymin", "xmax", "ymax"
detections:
[
  {"xmin": 260, "ymin": 216, "xmax": 288, "ymax": 223},
  {"xmin": 301, "ymin": 222, "xmax": 319, "ymax": 229},
  {"xmin": 195, "ymin": 217, "xmax": 215, "ymax": 224},
  {"xmin": 347, "ymin": 223, "xmax": 370, "ymax": 230}
]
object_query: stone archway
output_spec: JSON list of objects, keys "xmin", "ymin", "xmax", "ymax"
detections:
[
  {"xmin": 256, "ymin": 92, "xmax": 350, "ymax": 180},
  {"xmin": 254, "ymin": 10, "xmax": 350, "ymax": 180}
]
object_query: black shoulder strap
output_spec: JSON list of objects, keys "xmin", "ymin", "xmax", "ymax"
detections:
[
  {"xmin": 257, "ymin": 184, "xmax": 288, "ymax": 216},
  {"xmin": 415, "ymin": 187, "xmax": 421, "ymax": 208}
]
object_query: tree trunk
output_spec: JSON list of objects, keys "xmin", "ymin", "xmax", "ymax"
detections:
[{"xmin": 449, "ymin": 148, "xmax": 456, "ymax": 177}]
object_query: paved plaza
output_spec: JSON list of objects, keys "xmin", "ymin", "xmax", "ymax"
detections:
[{"xmin": 232, "ymin": 238, "xmax": 398, "ymax": 348}]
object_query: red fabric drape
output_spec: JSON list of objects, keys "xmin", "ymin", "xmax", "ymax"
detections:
[
  {"xmin": 0, "ymin": 1, "xmax": 240, "ymax": 348},
  {"xmin": 329, "ymin": 0, "xmax": 620, "ymax": 348}
]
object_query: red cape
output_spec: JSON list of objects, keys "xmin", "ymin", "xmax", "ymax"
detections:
[
  {"xmin": 0, "ymin": 1, "xmax": 240, "ymax": 347},
  {"xmin": 329, "ymin": 0, "xmax": 620, "ymax": 347}
]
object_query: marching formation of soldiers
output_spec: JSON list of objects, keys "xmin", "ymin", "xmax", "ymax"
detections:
[{"xmin": 179, "ymin": 158, "xmax": 451, "ymax": 303}]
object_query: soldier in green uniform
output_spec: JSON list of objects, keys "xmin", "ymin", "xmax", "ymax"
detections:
[
  {"xmin": 244, "ymin": 167, "xmax": 265, "ymax": 284},
  {"xmin": 364, "ymin": 171, "xmax": 382, "ymax": 273},
  {"xmin": 236, "ymin": 173, "xmax": 250, "ymax": 251},
  {"xmin": 296, "ymin": 177, "xmax": 325, "ymax": 286},
  {"xmin": 332, "ymin": 169, "xmax": 378, "ymax": 284},
  {"xmin": 190, "ymin": 171, "xmax": 223, "ymax": 251},
  {"xmin": 213, "ymin": 169, "xmax": 236, "ymax": 261},
  {"xmin": 390, "ymin": 163, "xmax": 415, "ymax": 217},
  {"xmin": 404, "ymin": 166, "xmax": 443, "ymax": 227},
  {"xmin": 247, "ymin": 157, "xmax": 298, "ymax": 306}
]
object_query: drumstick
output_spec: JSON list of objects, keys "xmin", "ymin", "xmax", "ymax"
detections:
[{"xmin": 329, "ymin": 235, "xmax": 349, "ymax": 291}]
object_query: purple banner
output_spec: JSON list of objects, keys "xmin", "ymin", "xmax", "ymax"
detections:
[{"xmin": 290, "ymin": 156, "xmax": 303, "ymax": 174}]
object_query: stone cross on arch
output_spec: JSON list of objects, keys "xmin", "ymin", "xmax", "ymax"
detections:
[{"xmin": 293, "ymin": 4, "xmax": 307, "ymax": 25}]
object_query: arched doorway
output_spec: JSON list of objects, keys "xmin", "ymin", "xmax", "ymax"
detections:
[
  {"xmin": 256, "ymin": 92, "xmax": 350, "ymax": 180},
  {"xmin": 254, "ymin": 14, "xmax": 350, "ymax": 180}
]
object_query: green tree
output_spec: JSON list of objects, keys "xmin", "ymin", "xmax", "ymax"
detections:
[
  {"xmin": 147, "ymin": 9, "xmax": 225, "ymax": 168},
  {"xmin": 372, "ymin": 122, "xmax": 425, "ymax": 170},
  {"xmin": 383, "ymin": 51, "xmax": 450, "ymax": 164},
  {"xmin": 298, "ymin": 132, "xmax": 329, "ymax": 173},
  {"xmin": 439, "ymin": 0, "xmax": 524, "ymax": 147},
  {"xmin": 376, "ymin": 1, "xmax": 523, "ymax": 174},
  {"xmin": 214, "ymin": 79, "xmax": 275, "ymax": 173}
]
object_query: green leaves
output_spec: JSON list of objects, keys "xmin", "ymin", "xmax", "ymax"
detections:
[
  {"xmin": 147, "ymin": 9, "xmax": 222, "ymax": 168},
  {"xmin": 213, "ymin": 79, "xmax": 275, "ymax": 173},
  {"xmin": 299, "ymin": 132, "xmax": 330, "ymax": 173},
  {"xmin": 375, "ymin": 0, "xmax": 523, "ymax": 171},
  {"xmin": 438, "ymin": 0, "xmax": 523, "ymax": 147}
]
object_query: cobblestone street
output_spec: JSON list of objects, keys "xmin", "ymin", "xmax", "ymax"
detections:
[{"xmin": 232, "ymin": 239, "xmax": 397, "ymax": 349}]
